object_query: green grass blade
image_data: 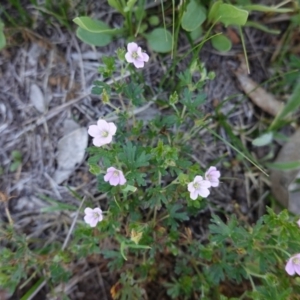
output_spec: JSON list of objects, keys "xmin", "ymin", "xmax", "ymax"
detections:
[
  {"xmin": 266, "ymin": 161, "xmax": 300, "ymax": 170},
  {"xmin": 239, "ymin": 26, "xmax": 250, "ymax": 74},
  {"xmin": 277, "ymin": 80, "xmax": 300, "ymax": 120},
  {"xmin": 20, "ymin": 278, "xmax": 46, "ymax": 300},
  {"xmin": 206, "ymin": 124, "xmax": 268, "ymax": 176}
]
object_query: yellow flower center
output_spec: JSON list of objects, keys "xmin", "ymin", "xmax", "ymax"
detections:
[
  {"xmin": 193, "ymin": 182, "xmax": 200, "ymax": 189},
  {"xmin": 132, "ymin": 51, "xmax": 139, "ymax": 59},
  {"xmin": 292, "ymin": 257, "xmax": 300, "ymax": 265},
  {"xmin": 113, "ymin": 171, "xmax": 119, "ymax": 177},
  {"xmin": 101, "ymin": 130, "xmax": 109, "ymax": 137},
  {"xmin": 93, "ymin": 212, "xmax": 100, "ymax": 218}
]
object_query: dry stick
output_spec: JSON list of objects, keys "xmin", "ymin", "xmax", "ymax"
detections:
[
  {"xmin": 96, "ymin": 267, "xmax": 108, "ymax": 300},
  {"xmin": 71, "ymin": 33, "xmax": 87, "ymax": 92},
  {"xmin": 26, "ymin": 197, "xmax": 86, "ymax": 300},
  {"xmin": 12, "ymin": 93, "xmax": 90, "ymax": 140},
  {"xmin": 14, "ymin": 70, "xmax": 133, "ymax": 140},
  {"xmin": 62, "ymin": 196, "xmax": 86, "ymax": 250},
  {"xmin": 50, "ymin": 268, "xmax": 96, "ymax": 298}
]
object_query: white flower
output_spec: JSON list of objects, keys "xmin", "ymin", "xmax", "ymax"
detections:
[
  {"xmin": 88, "ymin": 119, "xmax": 117, "ymax": 147},
  {"xmin": 104, "ymin": 167, "xmax": 126, "ymax": 186},
  {"xmin": 125, "ymin": 42, "xmax": 149, "ymax": 68},
  {"xmin": 84, "ymin": 207, "xmax": 103, "ymax": 227},
  {"xmin": 205, "ymin": 166, "xmax": 221, "ymax": 187},
  {"xmin": 187, "ymin": 176, "xmax": 211, "ymax": 200}
]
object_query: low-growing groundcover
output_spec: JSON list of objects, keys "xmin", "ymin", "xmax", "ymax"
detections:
[{"xmin": 1, "ymin": 0, "xmax": 300, "ymax": 299}]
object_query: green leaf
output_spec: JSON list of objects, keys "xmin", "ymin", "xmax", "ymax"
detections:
[
  {"xmin": 122, "ymin": 184, "xmax": 137, "ymax": 193},
  {"xmin": 181, "ymin": 88, "xmax": 206, "ymax": 111},
  {"xmin": 40, "ymin": 196, "xmax": 77, "ymax": 212},
  {"xmin": 208, "ymin": 1, "xmax": 222, "ymax": 23},
  {"xmin": 181, "ymin": 0, "xmax": 206, "ymax": 32},
  {"xmin": 21, "ymin": 278, "xmax": 45, "ymax": 300},
  {"xmin": 89, "ymin": 164, "xmax": 101, "ymax": 175},
  {"xmin": 209, "ymin": 3, "xmax": 249, "ymax": 27},
  {"xmin": 211, "ymin": 34, "xmax": 232, "ymax": 52},
  {"xmin": 99, "ymin": 56, "xmax": 116, "ymax": 78},
  {"xmin": 277, "ymin": 80, "xmax": 300, "ymax": 120},
  {"xmin": 246, "ymin": 21, "xmax": 280, "ymax": 35},
  {"xmin": 49, "ymin": 263, "xmax": 71, "ymax": 283},
  {"xmin": 123, "ymin": 82, "xmax": 144, "ymax": 106},
  {"xmin": 149, "ymin": 16, "xmax": 160, "ymax": 26},
  {"xmin": 124, "ymin": 0, "xmax": 138, "ymax": 12},
  {"xmin": 169, "ymin": 204, "xmax": 189, "ymax": 222},
  {"xmin": 0, "ymin": 20, "xmax": 6, "ymax": 50},
  {"xmin": 91, "ymin": 81, "xmax": 112, "ymax": 95},
  {"xmin": 9, "ymin": 161, "xmax": 21, "ymax": 172},
  {"xmin": 266, "ymin": 161, "xmax": 300, "ymax": 170},
  {"xmin": 190, "ymin": 25, "xmax": 203, "ymax": 41},
  {"xmin": 73, "ymin": 17, "xmax": 121, "ymax": 34},
  {"xmin": 108, "ymin": 0, "xmax": 124, "ymax": 14},
  {"xmin": 146, "ymin": 28, "xmax": 172, "ymax": 53},
  {"xmin": 11, "ymin": 150, "xmax": 22, "ymax": 160},
  {"xmin": 252, "ymin": 132, "xmax": 273, "ymax": 147},
  {"xmin": 243, "ymin": 4, "xmax": 293, "ymax": 13},
  {"xmin": 120, "ymin": 242, "xmax": 127, "ymax": 260},
  {"xmin": 76, "ymin": 27, "xmax": 112, "ymax": 47}
]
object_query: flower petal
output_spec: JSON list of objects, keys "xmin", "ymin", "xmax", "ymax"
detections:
[
  {"xmin": 119, "ymin": 173, "xmax": 127, "ymax": 185},
  {"xmin": 104, "ymin": 171, "xmax": 114, "ymax": 182},
  {"xmin": 88, "ymin": 125, "xmax": 101, "ymax": 138},
  {"xmin": 187, "ymin": 182, "xmax": 194, "ymax": 192},
  {"xmin": 84, "ymin": 207, "xmax": 93, "ymax": 215},
  {"xmin": 141, "ymin": 52, "xmax": 149, "ymax": 62},
  {"xmin": 93, "ymin": 207, "xmax": 103, "ymax": 215},
  {"xmin": 97, "ymin": 119, "xmax": 110, "ymax": 131},
  {"xmin": 206, "ymin": 166, "xmax": 217, "ymax": 173},
  {"xmin": 199, "ymin": 187, "xmax": 210, "ymax": 198},
  {"xmin": 285, "ymin": 259, "xmax": 296, "ymax": 275},
  {"xmin": 210, "ymin": 179, "xmax": 219, "ymax": 187},
  {"xmin": 108, "ymin": 122, "xmax": 117, "ymax": 135},
  {"xmin": 89, "ymin": 218, "xmax": 98, "ymax": 227},
  {"xmin": 190, "ymin": 190, "xmax": 198, "ymax": 200},
  {"xmin": 295, "ymin": 264, "xmax": 300, "ymax": 276},
  {"xmin": 109, "ymin": 175, "xmax": 120, "ymax": 186},
  {"xmin": 200, "ymin": 180, "xmax": 212, "ymax": 189},
  {"xmin": 101, "ymin": 135, "xmax": 113, "ymax": 144},
  {"xmin": 133, "ymin": 60, "xmax": 144, "ymax": 68},
  {"xmin": 127, "ymin": 42, "xmax": 138, "ymax": 52},
  {"xmin": 84, "ymin": 214, "xmax": 93, "ymax": 224},
  {"xmin": 93, "ymin": 137, "xmax": 105, "ymax": 147},
  {"xmin": 194, "ymin": 175, "xmax": 204, "ymax": 182},
  {"xmin": 125, "ymin": 52, "xmax": 134, "ymax": 63}
]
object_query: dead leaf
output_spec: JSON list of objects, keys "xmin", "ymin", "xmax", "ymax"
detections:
[
  {"xmin": 235, "ymin": 59, "xmax": 300, "ymax": 213},
  {"xmin": 227, "ymin": 28, "xmax": 240, "ymax": 44},
  {"xmin": 30, "ymin": 83, "xmax": 46, "ymax": 113},
  {"xmin": 270, "ymin": 128, "xmax": 300, "ymax": 213},
  {"xmin": 234, "ymin": 59, "xmax": 284, "ymax": 116},
  {"xmin": 53, "ymin": 127, "xmax": 88, "ymax": 184}
]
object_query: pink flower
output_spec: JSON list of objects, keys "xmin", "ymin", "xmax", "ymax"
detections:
[
  {"xmin": 84, "ymin": 207, "xmax": 103, "ymax": 227},
  {"xmin": 104, "ymin": 167, "xmax": 126, "ymax": 186},
  {"xmin": 187, "ymin": 176, "xmax": 211, "ymax": 200},
  {"xmin": 125, "ymin": 42, "xmax": 149, "ymax": 68},
  {"xmin": 285, "ymin": 254, "xmax": 300, "ymax": 276},
  {"xmin": 88, "ymin": 119, "xmax": 117, "ymax": 147},
  {"xmin": 205, "ymin": 166, "xmax": 221, "ymax": 187}
]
